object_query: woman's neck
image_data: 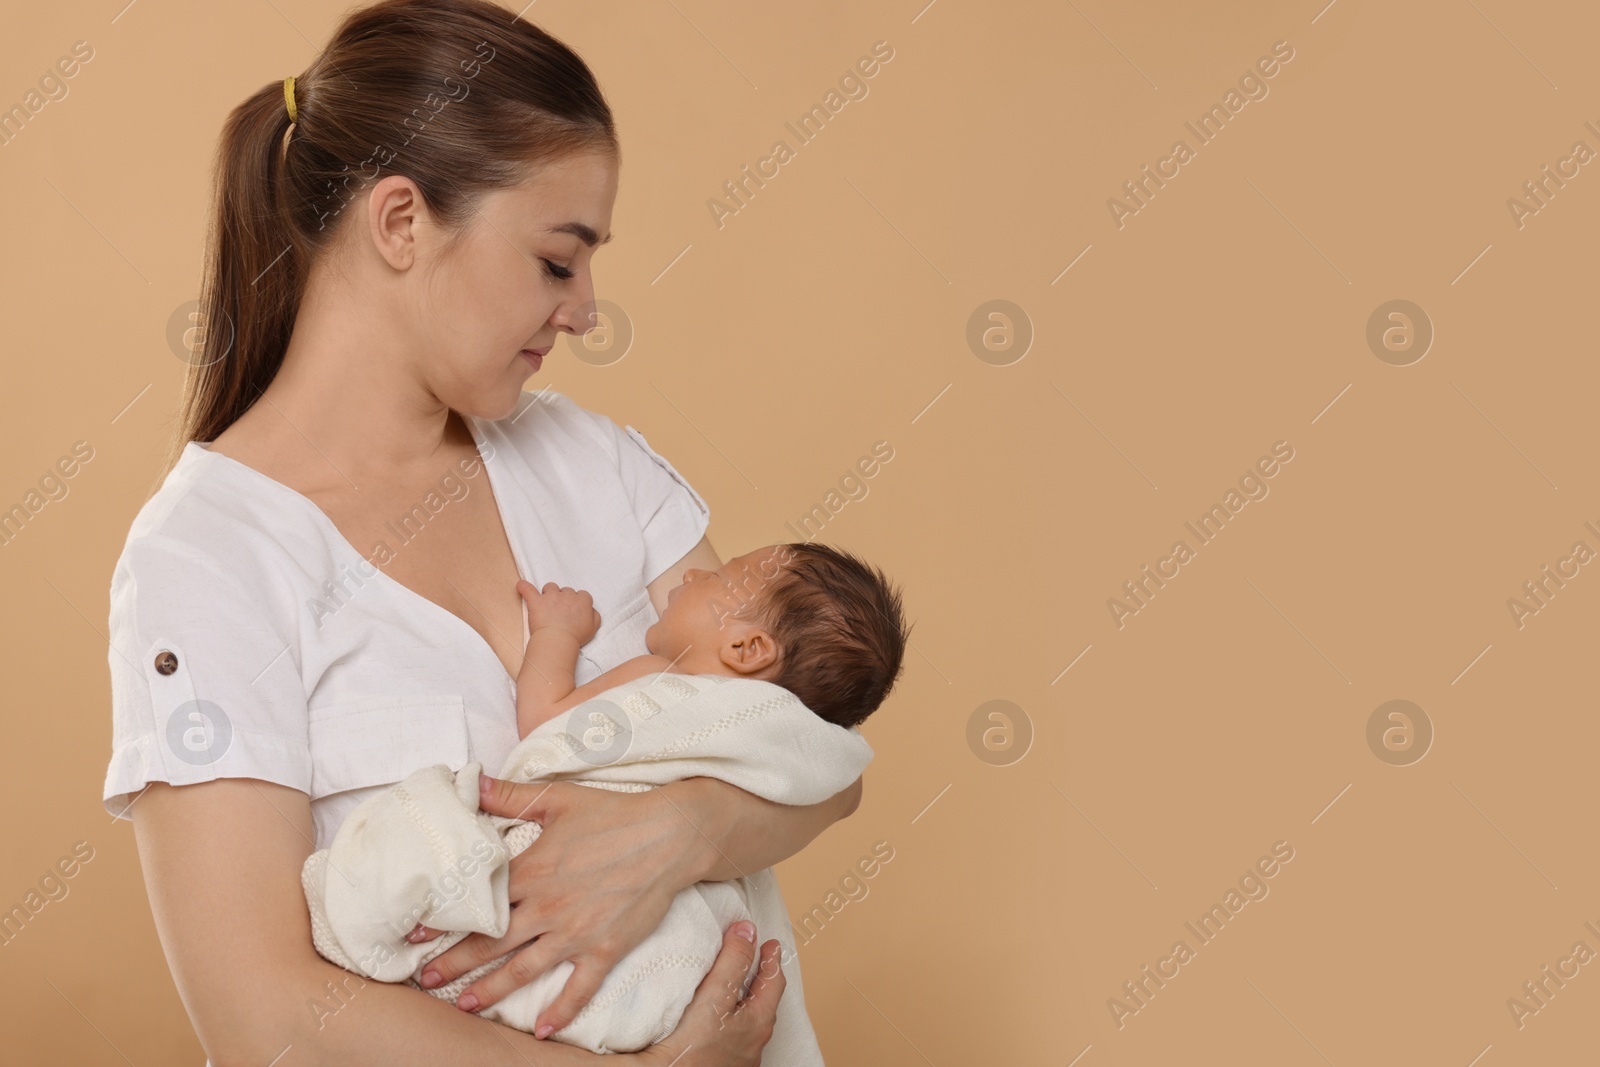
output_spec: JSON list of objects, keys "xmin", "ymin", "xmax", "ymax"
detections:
[{"xmin": 215, "ymin": 262, "xmax": 468, "ymax": 482}]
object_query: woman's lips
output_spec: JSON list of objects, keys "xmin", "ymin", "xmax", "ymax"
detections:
[{"xmin": 520, "ymin": 348, "xmax": 547, "ymax": 370}]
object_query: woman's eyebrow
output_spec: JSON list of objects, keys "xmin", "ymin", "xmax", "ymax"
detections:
[{"xmin": 547, "ymin": 222, "xmax": 614, "ymax": 247}]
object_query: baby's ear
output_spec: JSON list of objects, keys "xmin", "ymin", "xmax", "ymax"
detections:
[{"xmin": 724, "ymin": 629, "xmax": 781, "ymax": 675}]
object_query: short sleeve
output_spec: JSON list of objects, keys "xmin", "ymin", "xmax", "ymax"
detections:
[
  {"xmin": 614, "ymin": 422, "xmax": 712, "ymax": 586},
  {"xmin": 102, "ymin": 535, "xmax": 312, "ymax": 820}
]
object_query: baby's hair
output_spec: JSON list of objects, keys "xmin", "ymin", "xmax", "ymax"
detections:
[{"xmin": 757, "ymin": 543, "xmax": 910, "ymax": 729}]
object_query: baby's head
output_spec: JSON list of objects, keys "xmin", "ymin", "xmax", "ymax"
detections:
[{"xmin": 646, "ymin": 543, "xmax": 910, "ymax": 728}]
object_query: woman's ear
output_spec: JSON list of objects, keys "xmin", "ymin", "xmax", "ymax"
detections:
[{"xmin": 366, "ymin": 174, "xmax": 427, "ymax": 270}]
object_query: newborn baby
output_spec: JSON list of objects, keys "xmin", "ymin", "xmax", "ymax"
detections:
[
  {"xmin": 302, "ymin": 541, "xmax": 909, "ymax": 1062},
  {"xmin": 514, "ymin": 541, "xmax": 905, "ymax": 739}
]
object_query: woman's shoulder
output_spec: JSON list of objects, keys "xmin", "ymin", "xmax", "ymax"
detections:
[
  {"xmin": 114, "ymin": 442, "xmax": 336, "ymax": 598},
  {"xmin": 479, "ymin": 388, "xmax": 709, "ymax": 522}
]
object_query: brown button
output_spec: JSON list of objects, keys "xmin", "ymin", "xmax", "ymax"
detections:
[{"xmin": 154, "ymin": 650, "xmax": 179, "ymax": 675}]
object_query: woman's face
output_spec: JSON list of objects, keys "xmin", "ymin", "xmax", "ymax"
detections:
[{"xmin": 409, "ymin": 149, "xmax": 619, "ymax": 420}]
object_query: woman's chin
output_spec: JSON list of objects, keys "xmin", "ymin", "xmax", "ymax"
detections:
[
  {"xmin": 464, "ymin": 383, "xmax": 531, "ymax": 423},
  {"xmin": 448, "ymin": 370, "xmax": 544, "ymax": 423}
]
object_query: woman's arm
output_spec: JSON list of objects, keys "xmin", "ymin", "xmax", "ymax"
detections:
[
  {"xmin": 662, "ymin": 771, "xmax": 864, "ymax": 882},
  {"xmin": 132, "ymin": 778, "xmax": 619, "ymax": 1065},
  {"xmin": 130, "ymin": 777, "xmax": 772, "ymax": 1066}
]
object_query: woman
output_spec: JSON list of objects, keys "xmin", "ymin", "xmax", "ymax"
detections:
[{"xmin": 104, "ymin": 2, "xmax": 862, "ymax": 1063}]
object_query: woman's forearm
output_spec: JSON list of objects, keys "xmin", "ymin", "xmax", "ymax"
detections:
[
  {"xmin": 132, "ymin": 779, "xmax": 626, "ymax": 1067},
  {"xmin": 254, "ymin": 959, "xmax": 623, "ymax": 1067},
  {"xmin": 665, "ymin": 774, "xmax": 863, "ymax": 883}
]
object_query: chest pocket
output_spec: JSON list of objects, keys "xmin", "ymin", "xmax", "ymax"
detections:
[
  {"xmin": 306, "ymin": 694, "xmax": 471, "ymax": 800},
  {"xmin": 577, "ymin": 589, "xmax": 657, "ymax": 684}
]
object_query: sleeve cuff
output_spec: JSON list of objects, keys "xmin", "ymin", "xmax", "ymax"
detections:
[
  {"xmin": 102, "ymin": 729, "xmax": 313, "ymax": 821},
  {"xmin": 641, "ymin": 495, "xmax": 711, "ymax": 587}
]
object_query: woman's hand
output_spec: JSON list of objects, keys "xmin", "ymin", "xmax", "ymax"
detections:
[
  {"xmin": 635, "ymin": 921, "xmax": 786, "ymax": 1067},
  {"xmin": 413, "ymin": 776, "xmax": 705, "ymax": 1037},
  {"xmin": 409, "ymin": 768, "xmax": 856, "ymax": 1040}
]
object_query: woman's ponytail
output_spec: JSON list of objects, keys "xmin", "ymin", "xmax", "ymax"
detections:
[{"xmin": 166, "ymin": 79, "xmax": 302, "ymax": 473}]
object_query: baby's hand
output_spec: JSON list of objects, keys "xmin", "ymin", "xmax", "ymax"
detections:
[{"xmin": 517, "ymin": 580, "xmax": 601, "ymax": 645}]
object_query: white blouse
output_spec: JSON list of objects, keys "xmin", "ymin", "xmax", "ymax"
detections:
[{"xmin": 102, "ymin": 389, "xmax": 711, "ymax": 849}]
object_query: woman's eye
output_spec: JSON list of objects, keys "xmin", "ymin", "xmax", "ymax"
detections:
[{"xmin": 541, "ymin": 259, "xmax": 575, "ymax": 281}]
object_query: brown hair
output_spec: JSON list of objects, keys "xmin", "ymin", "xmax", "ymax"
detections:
[
  {"xmin": 165, "ymin": 0, "xmax": 617, "ymax": 476},
  {"xmin": 758, "ymin": 543, "xmax": 911, "ymax": 730}
]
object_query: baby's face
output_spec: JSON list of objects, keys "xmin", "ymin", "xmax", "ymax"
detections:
[{"xmin": 646, "ymin": 545, "xmax": 795, "ymax": 661}]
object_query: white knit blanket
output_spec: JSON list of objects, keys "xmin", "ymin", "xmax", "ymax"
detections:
[{"xmin": 301, "ymin": 672, "xmax": 873, "ymax": 1061}]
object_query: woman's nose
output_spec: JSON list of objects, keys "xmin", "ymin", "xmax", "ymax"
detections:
[{"xmin": 553, "ymin": 275, "xmax": 599, "ymax": 336}]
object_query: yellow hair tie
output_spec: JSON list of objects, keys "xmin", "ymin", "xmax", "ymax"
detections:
[{"xmin": 283, "ymin": 76, "xmax": 298, "ymax": 123}]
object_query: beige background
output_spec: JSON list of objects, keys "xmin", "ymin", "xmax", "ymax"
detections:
[{"xmin": 3, "ymin": 0, "xmax": 1597, "ymax": 1063}]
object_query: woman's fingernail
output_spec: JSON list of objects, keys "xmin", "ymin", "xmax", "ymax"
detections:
[
  {"xmin": 480, "ymin": 774, "xmax": 494, "ymax": 796},
  {"xmin": 734, "ymin": 920, "xmax": 755, "ymax": 942},
  {"xmin": 535, "ymin": 1024, "xmax": 555, "ymax": 1039},
  {"xmin": 457, "ymin": 992, "xmax": 480, "ymax": 1013},
  {"xmin": 406, "ymin": 926, "xmax": 427, "ymax": 943},
  {"xmin": 419, "ymin": 969, "xmax": 441, "ymax": 989}
]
